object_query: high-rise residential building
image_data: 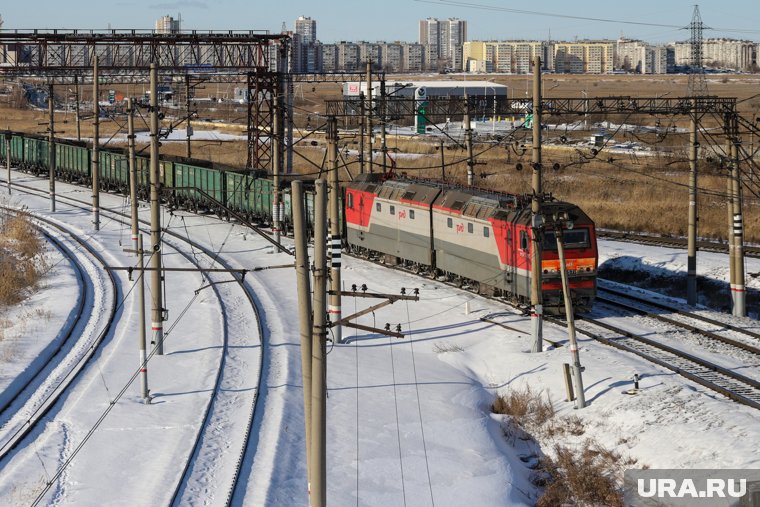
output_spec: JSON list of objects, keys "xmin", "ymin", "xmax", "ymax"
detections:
[
  {"xmin": 419, "ymin": 18, "xmax": 467, "ymax": 71},
  {"xmin": 292, "ymin": 16, "xmax": 319, "ymax": 73},
  {"xmin": 295, "ymin": 16, "xmax": 317, "ymax": 44},
  {"xmin": 155, "ymin": 15, "xmax": 180, "ymax": 34}
]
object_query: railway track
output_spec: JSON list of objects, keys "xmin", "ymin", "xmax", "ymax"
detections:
[
  {"xmin": 7, "ymin": 178, "xmax": 268, "ymax": 506},
  {"xmin": 596, "ymin": 289, "xmax": 760, "ymax": 358},
  {"xmin": 351, "ymin": 246, "xmax": 760, "ymax": 411},
  {"xmin": 598, "ymin": 229, "xmax": 760, "ymax": 258},
  {"xmin": 564, "ymin": 314, "xmax": 760, "ymax": 410},
  {"xmin": 0, "ymin": 219, "xmax": 87, "ymax": 415},
  {"xmin": 0, "ymin": 208, "xmax": 119, "ymax": 462}
]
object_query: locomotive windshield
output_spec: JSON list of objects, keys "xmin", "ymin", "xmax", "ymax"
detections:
[{"xmin": 543, "ymin": 228, "xmax": 590, "ymax": 250}]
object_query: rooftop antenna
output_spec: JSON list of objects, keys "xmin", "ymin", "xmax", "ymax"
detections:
[{"xmin": 687, "ymin": 4, "xmax": 709, "ymax": 96}]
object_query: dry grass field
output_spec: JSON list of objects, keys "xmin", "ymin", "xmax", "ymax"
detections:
[{"xmin": 1, "ymin": 73, "xmax": 758, "ymax": 242}]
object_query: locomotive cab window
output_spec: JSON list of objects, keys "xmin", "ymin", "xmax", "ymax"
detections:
[
  {"xmin": 483, "ymin": 227, "xmax": 490, "ymax": 238},
  {"xmin": 409, "ymin": 210, "xmax": 415, "ymax": 220},
  {"xmin": 543, "ymin": 229, "xmax": 590, "ymax": 250},
  {"xmin": 376, "ymin": 202, "xmax": 381, "ymax": 212},
  {"xmin": 520, "ymin": 231, "xmax": 528, "ymax": 250},
  {"xmin": 447, "ymin": 217, "xmax": 453, "ymax": 228},
  {"xmin": 390, "ymin": 205, "xmax": 395, "ymax": 215},
  {"xmin": 467, "ymin": 223, "xmax": 473, "ymax": 234},
  {"xmin": 347, "ymin": 193, "xmax": 354, "ymax": 209}
]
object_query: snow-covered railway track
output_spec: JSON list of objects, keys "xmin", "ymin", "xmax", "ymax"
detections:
[
  {"xmin": 164, "ymin": 220, "xmax": 265, "ymax": 507},
  {"xmin": 596, "ymin": 292, "xmax": 760, "ymax": 358},
  {"xmin": 0, "ymin": 208, "xmax": 118, "ymax": 462},
  {"xmin": 0, "ymin": 214, "xmax": 87, "ymax": 415},
  {"xmin": 569, "ymin": 316, "xmax": 760, "ymax": 410},
  {"xmin": 7, "ymin": 180, "xmax": 267, "ymax": 506},
  {"xmin": 600, "ymin": 283, "xmax": 760, "ymax": 343}
]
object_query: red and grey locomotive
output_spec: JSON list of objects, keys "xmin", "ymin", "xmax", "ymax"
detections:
[{"xmin": 344, "ymin": 173, "xmax": 597, "ymax": 313}]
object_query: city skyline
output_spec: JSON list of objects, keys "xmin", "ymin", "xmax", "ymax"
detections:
[{"xmin": 1, "ymin": 1, "xmax": 760, "ymax": 43}]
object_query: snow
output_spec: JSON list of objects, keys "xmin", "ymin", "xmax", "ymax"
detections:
[{"xmin": 0, "ymin": 170, "xmax": 759, "ymax": 506}]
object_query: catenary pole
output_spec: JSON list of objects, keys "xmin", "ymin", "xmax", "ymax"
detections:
[
  {"xmin": 730, "ymin": 135, "xmax": 746, "ymax": 317},
  {"xmin": 272, "ymin": 91, "xmax": 282, "ymax": 245},
  {"xmin": 74, "ymin": 75, "xmax": 81, "ymax": 141},
  {"xmin": 366, "ymin": 60, "xmax": 373, "ymax": 173},
  {"xmin": 138, "ymin": 234, "xmax": 150, "ymax": 402},
  {"xmin": 5, "ymin": 132, "xmax": 11, "ymax": 194},
  {"xmin": 292, "ymin": 180, "xmax": 313, "ymax": 494},
  {"xmin": 149, "ymin": 63, "xmax": 165, "ymax": 355},
  {"xmin": 440, "ymin": 138, "xmax": 446, "ymax": 181},
  {"xmin": 128, "ymin": 97, "xmax": 139, "ymax": 255},
  {"xmin": 359, "ymin": 91, "xmax": 365, "ymax": 174},
  {"xmin": 530, "ymin": 55, "xmax": 544, "ymax": 353},
  {"xmin": 687, "ymin": 102, "xmax": 698, "ymax": 305},
  {"xmin": 327, "ymin": 117, "xmax": 342, "ymax": 344},
  {"xmin": 555, "ymin": 221, "xmax": 585, "ymax": 408},
  {"xmin": 310, "ymin": 179, "xmax": 327, "ymax": 507},
  {"xmin": 48, "ymin": 84, "xmax": 56, "ymax": 212},
  {"xmin": 380, "ymin": 77, "xmax": 388, "ymax": 176},
  {"xmin": 465, "ymin": 96, "xmax": 474, "ymax": 186},
  {"xmin": 185, "ymin": 74, "xmax": 192, "ymax": 159},
  {"xmin": 92, "ymin": 56, "xmax": 100, "ymax": 231}
]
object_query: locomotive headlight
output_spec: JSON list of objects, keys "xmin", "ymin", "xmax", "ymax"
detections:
[{"xmin": 566, "ymin": 221, "xmax": 574, "ymax": 230}]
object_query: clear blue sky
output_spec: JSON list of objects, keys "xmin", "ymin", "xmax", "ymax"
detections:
[{"xmin": 2, "ymin": 1, "xmax": 759, "ymax": 44}]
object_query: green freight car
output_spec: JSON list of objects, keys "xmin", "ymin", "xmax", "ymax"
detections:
[
  {"xmin": 22, "ymin": 136, "xmax": 50, "ymax": 175},
  {"xmin": 56, "ymin": 141, "xmax": 90, "ymax": 183}
]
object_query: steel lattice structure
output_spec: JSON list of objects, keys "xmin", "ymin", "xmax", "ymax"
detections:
[
  {"xmin": 0, "ymin": 30, "xmax": 290, "ymax": 170},
  {"xmin": 326, "ymin": 96, "xmax": 737, "ymax": 122}
]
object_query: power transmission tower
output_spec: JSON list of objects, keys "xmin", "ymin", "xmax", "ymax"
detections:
[{"xmin": 687, "ymin": 5, "xmax": 709, "ymax": 97}]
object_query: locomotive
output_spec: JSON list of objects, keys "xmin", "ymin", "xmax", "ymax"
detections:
[
  {"xmin": 345, "ymin": 173, "xmax": 597, "ymax": 313},
  {"xmin": 2, "ymin": 131, "xmax": 596, "ymax": 312}
]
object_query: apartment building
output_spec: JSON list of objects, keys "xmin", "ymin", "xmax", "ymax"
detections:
[
  {"xmin": 674, "ymin": 38, "xmax": 754, "ymax": 71},
  {"xmin": 419, "ymin": 18, "xmax": 467, "ymax": 71},
  {"xmin": 463, "ymin": 41, "xmax": 544, "ymax": 74},
  {"xmin": 553, "ymin": 41, "xmax": 614, "ymax": 74}
]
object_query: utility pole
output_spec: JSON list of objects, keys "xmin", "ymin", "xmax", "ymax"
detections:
[
  {"xmin": 310, "ymin": 179, "xmax": 327, "ymax": 507},
  {"xmin": 74, "ymin": 75, "xmax": 81, "ymax": 142},
  {"xmin": 380, "ymin": 77, "xmax": 388, "ymax": 176},
  {"xmin": 5, "ymin": 131, "xmax": 11, "ymax": 194},
  {"xmin": 530, "ymin": 55, "xmax": 544, "ymax": 353},
  {"xmin": 185, "ymin": 74, "xmax": 192, "ymax": 159},
  {"xmin": 137, "ymin": 234, "xmax": 150, "ymax": 402},
  {"xmin": 440, "ymin": 138, "xmax": 446, "ymax": 181},
  {"xmin": 327, "ymin": 117, "xmax": 342, "ymax": 344},
  {"xmin": 149, "ymin": 63, "xmax": 165, "ymax": 355},
  {"xmin": 730, "ymin": 133, "xmax": 746, "ymax": 317},
  {"xmin": 687, "ymin": 102, "xmax": 698, "ymax": 305},
  {"xmin": 464, "ymin": 96, "xmax": 474, "ymax": 186},
  {"xmin": 128, "ymin": 97, "xmax": 139, "ymax": 255},
  {"xmin": 292, "ymin": 180, "xmax": 313, "ymax": 495},
  {"xmin": 359, "ymin": 91, "xmax": 365, "ymax": 174},
  {"xmin": 272, "ymin": 91, "xmax": 282, "ymax": 245},
  {"xmin": 366, "ymin": 60, "xmax": 374, "ymax": 173},
  {"xmin": 554, "ymin": 214, "xmax": 585, "ymax": 408},
  {"xmin": 287, "ymin": 74, "xmax": 294, "ymax": 175},
  {"xmin": 92, "ymin": 56, "xmax": 100, "ymax": 231},
  {"xmin": 48, "ymin": 83, "xmax": 56, "ymax": 212}
]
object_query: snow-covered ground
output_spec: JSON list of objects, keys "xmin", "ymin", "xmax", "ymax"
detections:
[{"xmin": 0, "ymin": 171, "xmax": 758, "ymax": 506}]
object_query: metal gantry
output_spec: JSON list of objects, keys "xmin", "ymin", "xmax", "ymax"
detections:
[{"xmin": 0, "ymin": 30, "xmax": 290, "ymax": 171}]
